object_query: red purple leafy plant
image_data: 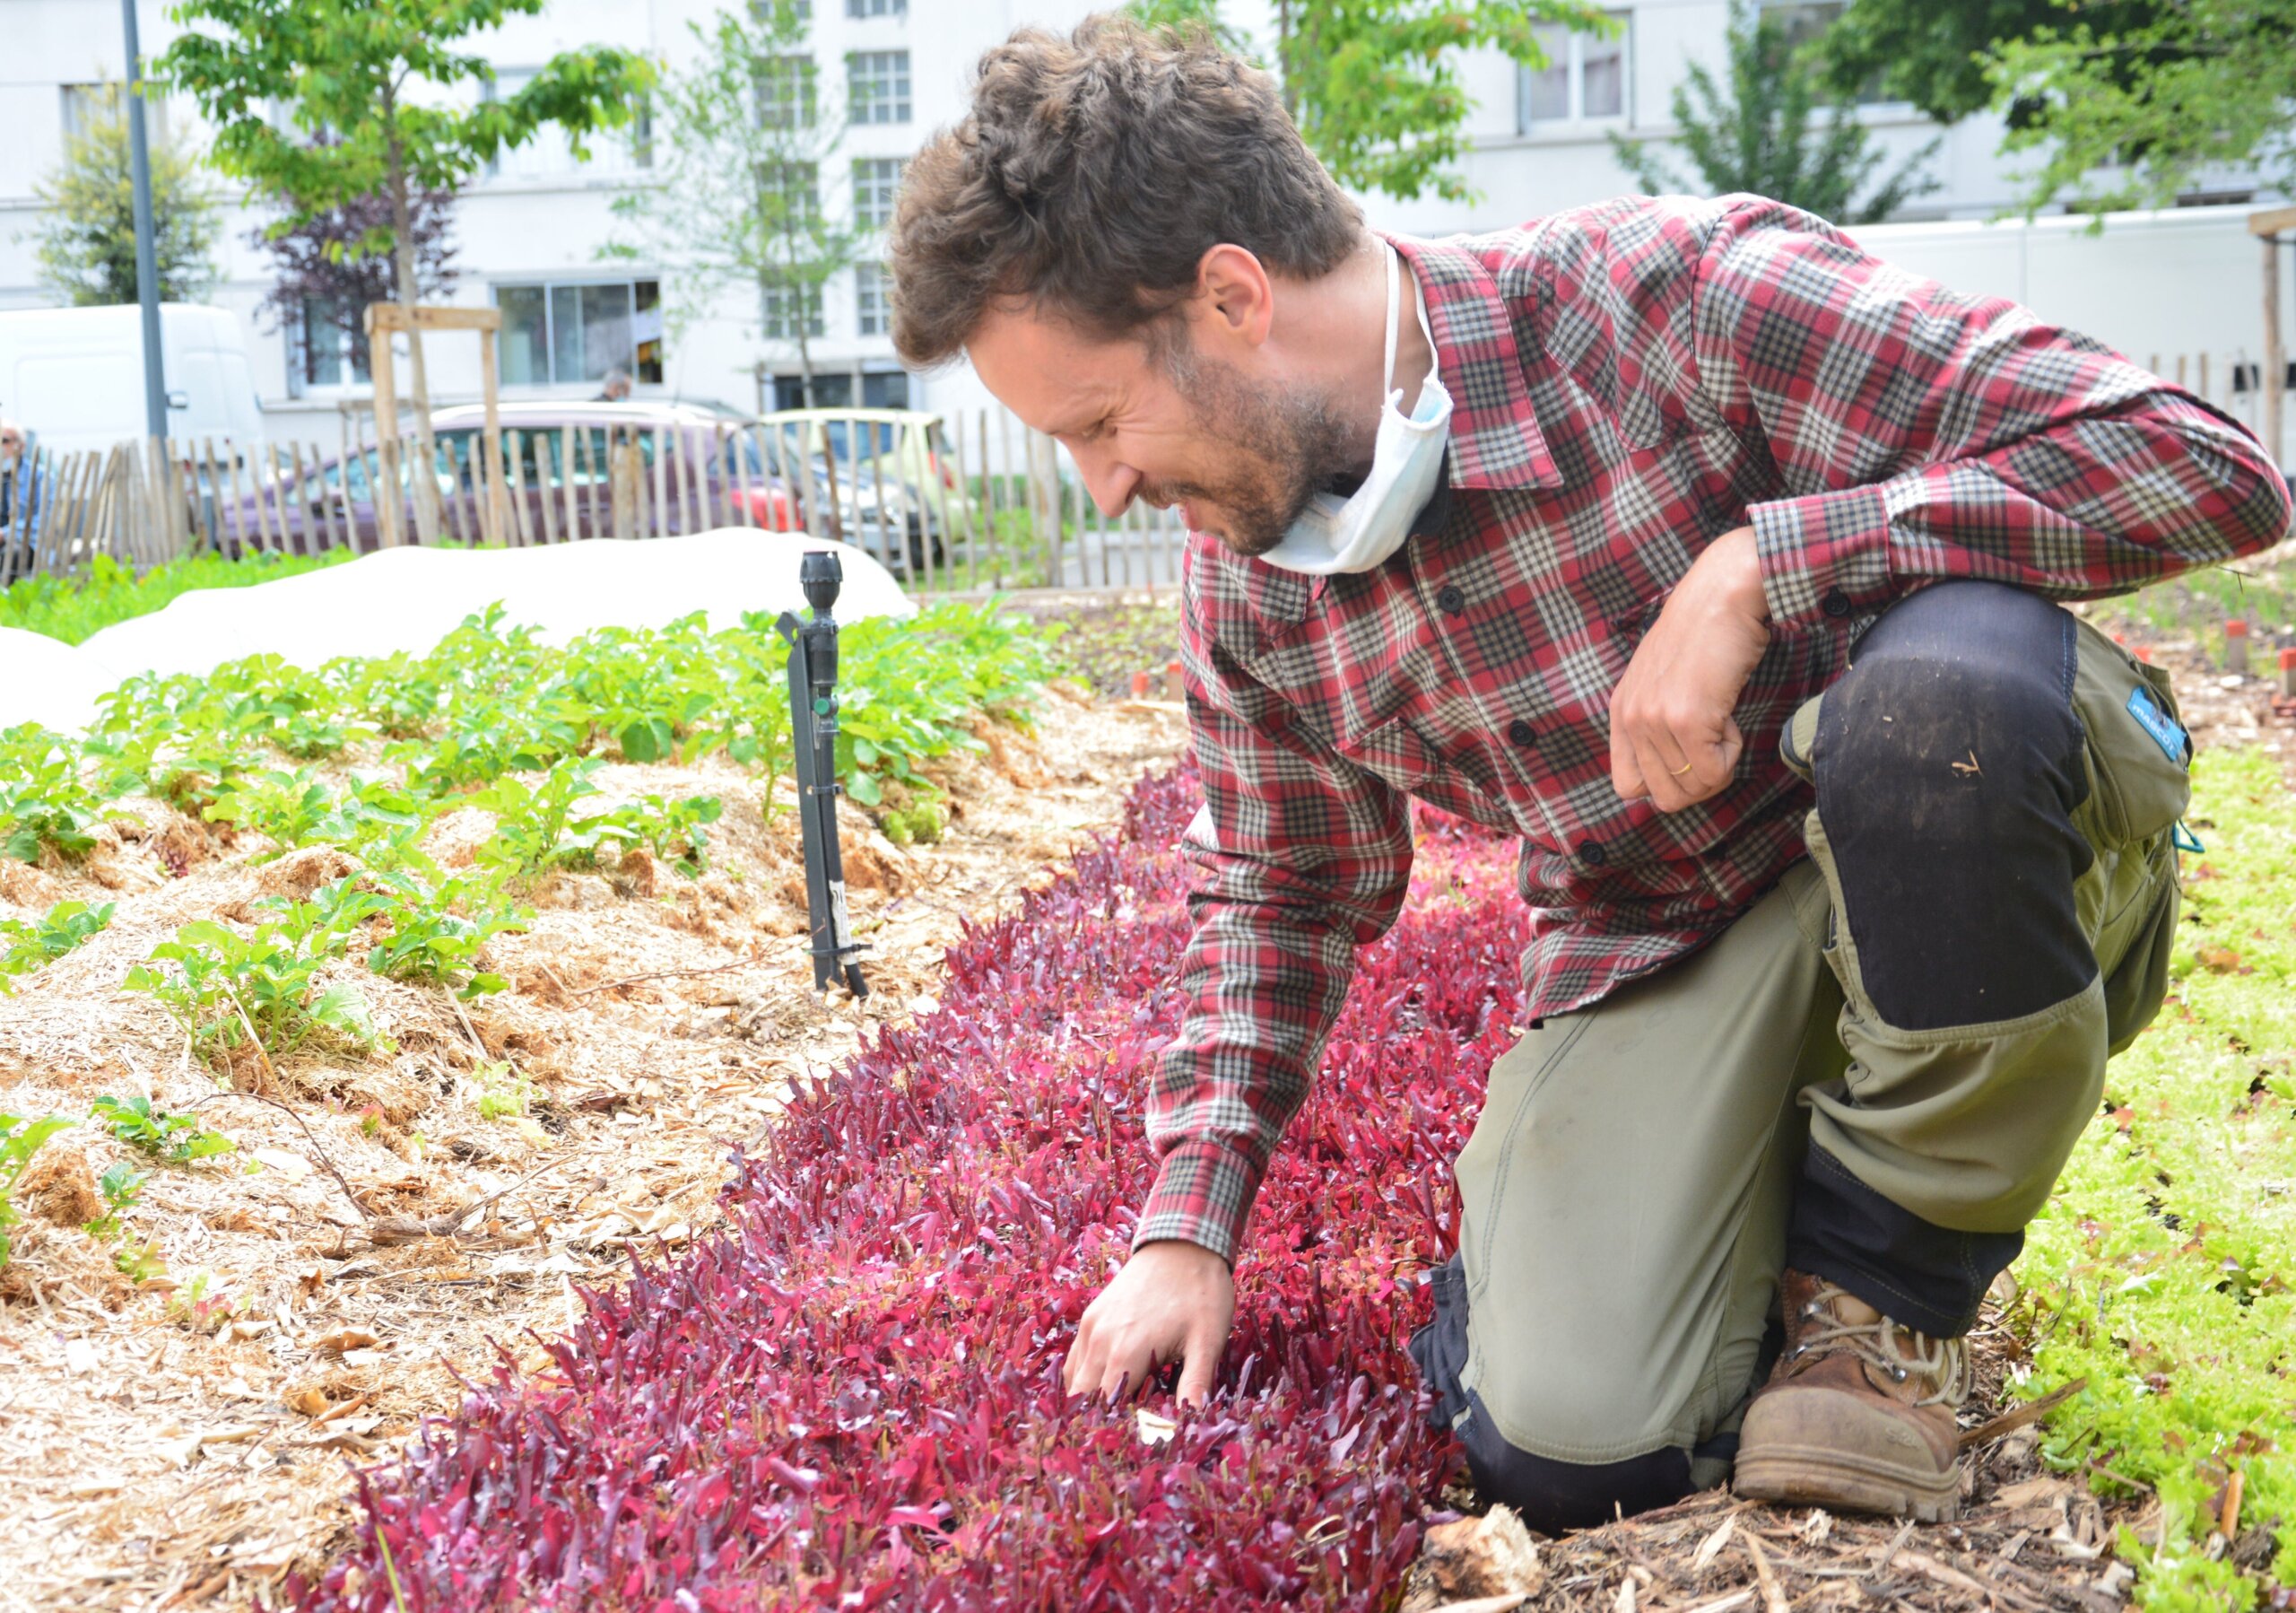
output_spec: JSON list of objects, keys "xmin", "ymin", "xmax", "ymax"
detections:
[{"xmin": 292, "ymin": 766, "xmax": 1532, "ymax": 1610}]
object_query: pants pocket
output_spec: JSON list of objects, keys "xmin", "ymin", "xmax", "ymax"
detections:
[
  {"xmin": 2100, "ymin": 833, "xmax": 2180, "ymax": 1054},
  {"xmin": 2070, "ymin": 617, "xmax": 2192, "ymax": 848}
]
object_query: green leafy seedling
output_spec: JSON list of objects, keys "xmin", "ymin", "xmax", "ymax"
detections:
[
  {"xmin": 0, "ymin": 899, "xmax": 115, "ymax": 988},
  {"xmin": 91, "ymin": 1094, "xmax": 236, "ymax": 1164},
  {"xmin": 474, "ymin": 1059, "xmax": 533, "ymax": 1121},
  {"xmin": 1, "ymin": 1112, "xmax": 75, "ymax": 1264},
  {"xmin": 365, "ymin": 869, "xmax": 531, "ymax": 999},
  {"xmin": 0, "ymin": 724, "xmax": 101, "ymax": 863},
  {"xmin": 85, "ymin": 1161, "xmax": 149, "ymax": 1242},
  {"xmin": 203, "ymin": 769, "xmax": 336, "ymax": 856},
  {"xmin": 125, "ymin": 880, "xmax": 390, "ymax": 1067}
]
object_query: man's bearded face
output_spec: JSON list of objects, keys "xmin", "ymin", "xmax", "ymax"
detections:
[{"xmin": 1136, "ymin": 340, "xmax": 1352, "ymax": 557}]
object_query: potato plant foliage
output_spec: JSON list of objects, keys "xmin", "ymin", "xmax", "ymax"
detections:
[{"xmin": 1, "ymin": 597, "xmax": 1055, "ymax": 1063}]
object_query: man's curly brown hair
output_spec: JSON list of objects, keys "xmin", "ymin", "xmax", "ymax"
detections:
[{"xmin": 888, "ymin": 15, "xmax": 1362, "ymax": 369}]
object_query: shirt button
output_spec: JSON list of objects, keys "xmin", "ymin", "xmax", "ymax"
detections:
[
  {"xmin": 1822, "ymin": 587, "xmax": 1854, "ymax": 619},
  {"xmin": 1436, "ymin": 584, "xmax": 1466, "ymax": 616},
  {"xmin": 1507, "ymin": 719, "xmax": 1536, "ymax": 747},
  {"xmin": 1578, "ymin": 839, "xmax": 1607, "ymax": 867}
]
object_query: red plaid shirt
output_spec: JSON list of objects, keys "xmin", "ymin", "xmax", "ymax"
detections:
[{"xmin": 1141, "ymin": 194, "xmax": 2292, "ymax": 1261}]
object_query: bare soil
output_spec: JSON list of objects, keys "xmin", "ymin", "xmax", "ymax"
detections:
[{"xmin": 0, "ymin": 686, "xmax": 1187, "ymax": 1613}]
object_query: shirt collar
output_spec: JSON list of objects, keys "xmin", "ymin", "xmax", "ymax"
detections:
[{"xmin": 1381, "ymin": 230, "xmax": 1562, "ymax": 493}]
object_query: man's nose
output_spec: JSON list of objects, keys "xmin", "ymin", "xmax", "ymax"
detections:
[{"xmin": 1073, "ymin": 447, "xmax": 1141, "ymax": 519}]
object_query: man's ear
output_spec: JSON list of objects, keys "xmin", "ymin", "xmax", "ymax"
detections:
[{"xmin": 1191, "ymin": 243, "xmax": 1274, "ymax": 354}]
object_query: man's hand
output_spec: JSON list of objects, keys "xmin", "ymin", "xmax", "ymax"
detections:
[
  {"xmin": 1064, "ymin": 1239, "xmax": 1236, "ymax": 1406},
  {"xmin": 1609, "ymin": 526, "xmax": 1772, "ymax": 812}
]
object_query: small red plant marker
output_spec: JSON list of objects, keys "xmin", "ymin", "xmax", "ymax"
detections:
[{"xmin": 2224, "ymin": 617, "xmax": 2249, "ymax": 676}]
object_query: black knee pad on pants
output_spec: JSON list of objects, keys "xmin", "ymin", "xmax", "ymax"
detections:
[
  {"xmin": 1814, "ymin": 580, "xmax": 2094, "ymax": 1030},
  {"xmin": 1408, "ymin": 1256, "xmax": 1698, "ymax": 1533}
]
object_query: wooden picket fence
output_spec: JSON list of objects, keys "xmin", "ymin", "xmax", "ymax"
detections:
[{"xmin": 0, "ymin": 407, "xmax": 1193, "ymax": 597}]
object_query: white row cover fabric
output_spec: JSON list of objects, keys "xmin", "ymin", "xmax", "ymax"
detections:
[{"xmin": 7, "ymin": 530, "xmax": 913, "ymax": 737}]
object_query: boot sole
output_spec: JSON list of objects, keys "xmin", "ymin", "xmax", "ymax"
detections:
[{"xmin": 1734, "ymin": 1444, "xmax": 1960, "ymax": 1523}]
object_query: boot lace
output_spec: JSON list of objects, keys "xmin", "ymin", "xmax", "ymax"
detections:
[{"xmin": 1790, "ymin": 1282, "xmax": 1971, "ymax": 1408}]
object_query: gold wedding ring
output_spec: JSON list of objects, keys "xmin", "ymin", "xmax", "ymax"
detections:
[{"xmin": 1670, "ymin": 761, "xmax": 1695, "ymax": 776}]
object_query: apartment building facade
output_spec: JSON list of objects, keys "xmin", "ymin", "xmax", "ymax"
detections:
[{"xmin": 0, "ymin": 0, "xmax": 2282, "ymax": 446}]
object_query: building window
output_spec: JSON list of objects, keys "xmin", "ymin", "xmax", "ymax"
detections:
[
  {"xmin": 855, "ymin": 263, "xmax": 888, "ymax": 336},
  {"xmin": 495, "ymin": 279, "xmax": 665, "ymax": 386},
  {"xmin": 846, "ymin": 0, "xmax": 904, "ymax": 14},
  {"xmin": 1518, "ymin": 13, "xmax": 1629, "ymax": 130},
  {"xmin": 625, "ymin": 93, "xmax": 656, "ymax": 170},
  {"xmin": 297, "ymin": 298, "xmax": 370, "ymax": 391},
  {"xmin": 848, "ymin": 51, "xmax": 911, "ymax": 125},
  {"xmin": 762, "ymin": 281, "xmax": 826, "ymax": 340},
  {"xmin": 1755, "ymin": 1, "xmax": 1889, "ymax": 102},
  {"xmin": 770, "ymin": 370, "xmax": 907, "ymax": 411},
  {"xmin": 852, "ymin": 157, "xmax": 904, "ymax": 230},
  {"xmin": 755, "ymin": 55, "xmax": 819, "ymax": 130},
  {"xmin": 1757, "ymin": 2, "xmax": 1844, "ymax": 56}
]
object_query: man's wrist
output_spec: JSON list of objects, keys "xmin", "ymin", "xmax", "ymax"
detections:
[{"xmin": 1706, "ymin": 525, "xmax": 1770, "ymax": 627}]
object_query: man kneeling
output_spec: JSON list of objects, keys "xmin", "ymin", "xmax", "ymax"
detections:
[{"xmin": 888, "ymin": 18, "xmax": 2292, "ymax": 1530}]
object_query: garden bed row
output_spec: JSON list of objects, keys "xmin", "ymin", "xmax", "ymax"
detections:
[{"xmin": 295, "ymin": 769, "xmax": 1531, "ymax": 1609}]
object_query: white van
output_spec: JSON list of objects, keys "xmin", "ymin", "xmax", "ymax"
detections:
[{"xmin": 0, "ymin": 303, "xmax": 266, "ymax": 457}]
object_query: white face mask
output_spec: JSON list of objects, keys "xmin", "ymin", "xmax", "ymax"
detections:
[{"xmin": 1255, "ymin": 241, "xmax": 1453, "ymax": 576}]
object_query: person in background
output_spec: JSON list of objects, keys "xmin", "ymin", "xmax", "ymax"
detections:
[
  {"xmin": 0, "ymin": 417, "xmax": 43, "ymax": 558},
  {"xmin": 594, "ymin": 368, "xmax": 634, "ymax": 403}
]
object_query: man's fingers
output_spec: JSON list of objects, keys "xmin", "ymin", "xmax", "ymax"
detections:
[
  {"xmin": 1609, "ymin": 710, "xmax": 1649, "ymax": 799},
  {"xmin": 1100, "ymin": 1343, "xmax": 1153, "ymax": 1401},
  {"xmin": 1175, "ymin": 1331, "xmax": 1219, "ymax": 1408},
  {"xmin": 1062, "ymin": 1315, "xmax": 1098, "ymax": 1396}
]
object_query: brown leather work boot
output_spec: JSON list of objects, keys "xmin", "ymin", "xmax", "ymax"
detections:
[{"xmin": 1733, "ymin": 1269, "xmax": 1970, "ymax": 1521}]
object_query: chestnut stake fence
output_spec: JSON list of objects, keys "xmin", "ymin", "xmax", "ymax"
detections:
[{"xmin": 0, "ymin": 406, "xmax": 1202, "ymax": 595}]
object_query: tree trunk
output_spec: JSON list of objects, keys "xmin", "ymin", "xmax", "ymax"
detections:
[{"xmin": 385, "ymin": 117, "xmax": 441, "ymax": 545}]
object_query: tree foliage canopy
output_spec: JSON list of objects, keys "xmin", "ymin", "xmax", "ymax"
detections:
[
  {"xmin": 31, "ymin": 86, "xmax": 221, "ymax": 307},
  {"xmin": 604, "ymin": 1, "xmax": 861, "ymax": 386},
  {"xmin": 156, "ymin": 0, "xmax": 650, "ymax": 260},
  {"xmin": 1811, "ymin": 0, "xmax": 2161, "ymax": 128},
  {"xmin": 1126, "ymin": 0, "xmax": 1611, "ymax": 203},
  {"xmin": 1610, "ymin": 1, "xmax": 1938, "ymax": 226},
  {"xmin": 252, "ymin": 161, "xmax": 458, "ymax": 374},
  {"xmin": 1984, "ymin": 0, "xmax": 2296, "ymax": 214}
]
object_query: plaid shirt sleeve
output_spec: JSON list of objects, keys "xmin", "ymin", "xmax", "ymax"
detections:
[
  {"xmin": 1686, "ymin": 200, "xmax": 2296, "ymax": 630},
  {"xmin": 1133, "ymin": 556, "xmax": 1416, "ymax": 1263}
]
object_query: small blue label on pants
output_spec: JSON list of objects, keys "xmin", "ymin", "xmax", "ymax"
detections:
[{"xmin": 2126, "ymin": 685, "xmax": 2191, "ymax": 768}]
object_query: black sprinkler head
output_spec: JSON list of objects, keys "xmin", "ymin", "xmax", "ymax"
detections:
[{"xmin": 801, "ymin": 550, "xmax": 843, "ymax": 614}]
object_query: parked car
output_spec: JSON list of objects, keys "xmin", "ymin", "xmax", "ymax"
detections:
[
  {"xmin": 217, "ymin": 401, "xmax": 804, "ymax": 556},
  {"xmin": 760, "ymin": 407, "xmax": 972, "ymax": 568}
]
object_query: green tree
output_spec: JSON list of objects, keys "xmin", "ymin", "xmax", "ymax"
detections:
[
  {"xmin": 1986, "ymin": 0, "xmax": 2296, "ymax": 214},
  {"xmin": 156, "ymin": 0, "xmax": 651, "ymax": 544},
  {"xmin": 1278, "ymin": 0, "xmax": 1612, "ymax": 202},
  {"xmin": 1811, "ymin": 0, "xmax": 2167, "ymax": 130},
  {"xmin": 30, "ymin": 84, "xmax": 221, "ymax": 306},
  {"xmin": 1610, "ymin": 2, "xmax": 1939, "ymax": 226},
  {"xmin": 1123, "ymin": 0, "xmax": 1257, "ymax": 59},
  {"xmin": 604, "ymin": 2, "xmax": 860, "ymax": 404},
  {"xmin": 1125, "ymin": 0, "xmax": 1612, "ymax": 204}
]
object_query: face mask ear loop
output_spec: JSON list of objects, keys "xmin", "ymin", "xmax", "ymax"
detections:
[
  {"xmin": 1410, "ymin": 257, "xmax": 1439, "ymax": 391},
  {"xmin": 1381, "ymin": 240, "xmax": 1402, "ymax": 401}
]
